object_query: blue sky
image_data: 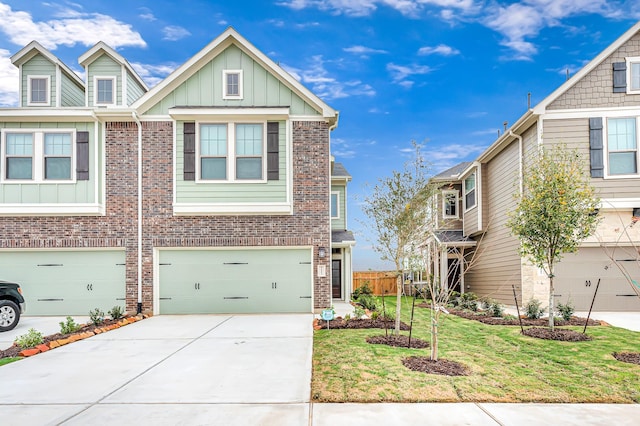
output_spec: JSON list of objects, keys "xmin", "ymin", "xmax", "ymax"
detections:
[{"xmin": 0, "ymin": 1, "xmax": 639, "ymax": 270}]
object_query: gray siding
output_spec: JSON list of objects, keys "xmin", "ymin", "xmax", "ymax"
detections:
[
  {"xmin": 127, "ymin": 71, "xmax": 145, "ymax": 105},
  {"xmin": 87, "ymin": 55, "xmax": 122, "ymax": 106},
  {"xmin": 60, "ymin": 72, "xmax": 84, "ymax": 107},
  {"xmin": 543, "ymin": 117, "xmax": 640, "ymax": 198},
  {"xmin": 22, "ymin": 54, "xmax": 56, "ymax": 106},
  {"xmin": 549, "ymin": 32, "xmax": 640, "ymax": 110},
  {"xmin": 146, "ymin": 44, "xmax": 321, "ymax": 116}
]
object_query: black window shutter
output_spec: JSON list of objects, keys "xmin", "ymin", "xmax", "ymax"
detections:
[
  {"xmin": 76, "ymin": 131, "xmax": 89, "ymax": 180},
  {"xmin": 267, "ymin": 122, "xmax": 279, "ymax": 181},
  {"xmin": 183, "ymin": 122, "xmax": 196, "ymax": 181},
  {"xmin": 613, "ymin": 62, "xmax": 626, "ymax": 93},
  {"xmin": 589, "ymin": 117, "xmax": 604, "ymax": 178}
]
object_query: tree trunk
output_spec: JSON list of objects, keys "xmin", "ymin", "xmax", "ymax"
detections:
[
  {"xmin": 394, "ymin": 273, "xmax": 402, "ymax": 336},
  {"xmin": 431, "ymin": 302, "xmax": 438, "ymax": 361},
  {"xmin": 548, "ymin": 275, "xmax": 555, "ymax": 330}
]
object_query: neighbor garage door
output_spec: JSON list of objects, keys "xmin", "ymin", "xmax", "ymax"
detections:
[
  {"xmin": 554, "ymin": 248, "xmax": 640, "ymax": 311},
  {"xmin": 158, "ymin": 248, "xmax": 312, "ymax": 314},
  {"xmin": 0, "ymin": 250, "xmax": 126, "ymax": 315}
]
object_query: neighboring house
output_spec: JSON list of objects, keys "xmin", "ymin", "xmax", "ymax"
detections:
[
  {"xmin": 330, "ymin": 158, "xmax": 356, "ymax": 302},
  {"xmin": 0, "ymin": 28, "xmax": 350, "ymax": 316},
  {"xmin": 425, "ymin": 21, "xmax": 640, "ymax": 312}
]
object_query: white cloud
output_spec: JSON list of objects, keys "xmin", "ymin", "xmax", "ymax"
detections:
[
  {"xmin": 277, "ymin": 0, "xmax": 475, "ymax": 17},
  {"xmin": 138, "ymin": 7, "xmax": 156, "ymax": 21},
  {"xmin": 417, "ymin": 43, "xmax": 460, "ymax": 56},
  {"xmin": 424, "ymin": 142, "xmax": 486, "ymax": 171},
  {"xmin": 162, "ymin": 25, "xmax": 191, "ymax": 41},
  {"xmin": 343, "ymin": 45, "xmax": 388, "ymax": 55},
  {"xmin": 0, "ymin": 2, "xmax": 146, "ymax": 50},
  {"xmin": 0, "ymin": 48, "xmax": 18, "ymax": 106},
  {"xmin": 386, "ymin": 62, "xmax": 432, "ymax": 87},
  {"xmin": 282, "ymin": 55, "xmax": 375, "ymax": 100},
  {"xmin": 131, "ymin": 62, "xmax": 178, "ymax": 88}
]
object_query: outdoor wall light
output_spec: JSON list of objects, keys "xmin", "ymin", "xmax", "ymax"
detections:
[{"xmin": 318, "ymin": 247, "xmax": 326, "ymax": 258}]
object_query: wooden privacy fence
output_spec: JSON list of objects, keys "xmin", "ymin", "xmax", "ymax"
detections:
[{"xmin": 352, "ymin": 271, "xmax": 398, "ymax": 296}]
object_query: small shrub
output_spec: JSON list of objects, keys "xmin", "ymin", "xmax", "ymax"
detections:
[
  {"xmin": 89, "ymin": 308, "xmax": 105, "ymax": 326},
  {"xmin": 480, "ymin": 297, "xmax": 492, "ymax": 310},
  {"xmin": 378, "ymin": 310, "xmax": 395, "ymax": 321},
  {"xmin": 556, "ymin": 301, "xmax": 575, "ymax": 321},
  {"xmin": 108, "ymin": 305, "xmax": 124, "ymax": 320},
  {"xmin": 14, "ymin": 328, "xmax": 44, "ymax": 349},
  {"xmin": 343, "ymin": 314, "xmax": 351, "ymax": 321},
  {"xmin": 449, "ymin": 291, "xmax": 461, "ymax": 307},
  {"xmin": 352, "ymin": 282, "xmax": 373, "ymax": 301},
  {"xmin": 353, "ymin": 306, "xmax": 365, "ymax": 319},
  {"xmin": 356, "ymin": 294, "xmax": 377, "ymax": 311},
  {"xmin": 459, "ymin": 292, "xmax": 478, "ymax": 311},
  {"xmin": 503, "ymin": 314, "xmax": 517, "ymax": 321},
  {"xmin": 370, "ymin": 311, "xmax": 379, "ymax": 320},
  {"xmin": 59, "ymin": 316, "xmax": 81, "ymax": 335},
  {"xmin": 524, "ymin": 298, "xmax": 545, "ymax": 319},
  {"xmin": 488, "ymin": 301, "xmax": 505, "ymax": 317}
]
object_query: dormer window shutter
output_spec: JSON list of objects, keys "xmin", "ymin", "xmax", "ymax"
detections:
[
  {"xmin": 267, "ymin": 122, "xmax": 279, "ymax": 181},
  {"xmin": 183, "ymin": 122, "xmax": 196, "ymax": 181},
  {"xmin": 589, "ymin": 117, "xmax": 604, "ymax": 178},
  {"xmin": 613, "ymin": 62, "xmax": 626, "ymax": 93},
  {"xmin": 76, "ymin": 131, "xmax": 90, "ymax": 180}
]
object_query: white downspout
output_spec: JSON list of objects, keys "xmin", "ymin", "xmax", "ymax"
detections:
[
  {"xmin": 510, "ymin": 130, "xmax": 524, "ymax": 196},
  {"xmin": 133, "ymin": 112, "xmax": 143, "ymax": 313}
]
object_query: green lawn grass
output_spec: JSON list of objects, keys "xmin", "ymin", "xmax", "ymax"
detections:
[
  {"xmin": 312, "ymin": 296, "xmax": 640, "ymax": 402},
  {"xmin": 0, "ymin": 357, "xmax": 21, "ymax": 367}
]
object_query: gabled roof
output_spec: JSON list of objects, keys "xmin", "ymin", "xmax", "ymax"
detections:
[
  {"xmin": 11, "ymin": 41, "xmax": 84, "ymax": 89},
  {"xmin": 79, "ymin": 41, "xmax": 148, "ymax": 92},
  {"xmin": 432, "ymin": 161, "xmax": 470, "ymax": 181},
  {"xmin": 432, "ymin": 230, "xmax": 475, "ymax": 247},
  {"xmin": 332, "ymin": 162, "xmax": 351, "ymax": 179},
  {"xmin": 132, "ymin": 27, "xmax": 338, "ymax": 124}
]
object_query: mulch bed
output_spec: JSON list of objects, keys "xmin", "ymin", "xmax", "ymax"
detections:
[
  {"xmin": 402, "ymin": 356, "xmax": 469, "ymax": 376},
  {"xmin": 0, "ymin": 315, "xmax": 143, "ymax": 359},
  {"xmin": 521, "ymin": 327, "xmax": 592, "ymax": 341},
  {"xmin": 612, "ymin": 352, "xmax": 640, "ymax": 365},
  {"xmin": 315, "ymin": 318, "xmax": 411, "ymax": 330},
  {"xmin": 447, "ymin": 308, "xmax": 601, "ymax": 327},
  {"xmin": 366, "ymin": 334, "xmax": 429, "ymax": 349}
]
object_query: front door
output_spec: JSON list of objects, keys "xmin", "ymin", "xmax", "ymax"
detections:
[{"xmin": 332, "ymin": 259, "xmax": 342, "ymax": 299}]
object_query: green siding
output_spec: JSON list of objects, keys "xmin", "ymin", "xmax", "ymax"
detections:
[
  {"xmin": 60, "ymin": 72, "xmax": 85, "ymax": 106},
  {"xmin": 0, "ymin": 250, "xmax": 125, "ymax": 315},
  {"xmin": 331, "ymin": 184, "xmax": 346, "ymax": 230},
  {"xmin": 126, "ymin": 71, "xmax": 145, "ymax": 105},
  {"xmin": 159, "ymin": 249, "xmax": 312, "ymax": 314},
  {"xmin": 146, "ymin": 44, "xmax": 321, "ymax": 115},
  {"xmin": 0, "ymin": 122, "xmax": 100, "ymax": 204},
  {"xmin": 175, "ymin": 120, "xmax": 287, "ymax": 203},
  {"xmin": 22, "ymin": 54, "xmax": 56, "ymax": 106},
  {"xmin": 87, "ymin": 55, "xmax": 122, "ymax": 106}
]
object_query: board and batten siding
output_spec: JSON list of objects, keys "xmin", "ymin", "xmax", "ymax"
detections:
[
  {"xmin": 175, "ymin": 120, "xmax": 287, "ymax": 203},
  {"xmin": 331, "ymin": 184, "xmax": 346, "ymax": 230},
  {"xmin": 22, "ymin": 54, "xmax": 56, "ymax": 106},
  {"xmin": 146, "ymin": 44, "xmax": 320, "ymax": 116},
  {"xmin": 60, "ymin": 72, "xmax": 84, "ymax": 107},
  {"xmin": 465, "ymin": 138, "xmax": 524, "ymax": 304},
  {"xmin": 87, "ymin": 55, "xmax": 122, "ymax": 106},
  {"xmin": 127, "ymin": 71, "xmax": 145, "ymax": 105},
  {"xmin": 0, "ymin": 122, "xmax": 100, "ymax": 204},
  {"xmin": 543, "ymin": 117, "xmax": 640, "ymax": 198}
]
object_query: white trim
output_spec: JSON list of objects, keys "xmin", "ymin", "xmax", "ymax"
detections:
[
  {"xmin": 626, "ymin": 56, "xmax": 640, "ymax": 94},
  {"xmin": 476, "ymin": 163, "xmax": 482, "ymax": 230},
  {"xmin": 0, "ymin": 109, "xmax": 96, "ymax": 120},
  {"xmin": 12, "ymin": 41, "xmax": 85, "ymax": 89},
  {"xmin": 169, "ymin": 107, "xmax": 289, "ymax": 118},
  {"xmin": 0, "ymin": 203, "xmax": 105, "ymax": 216},
  {"xmin": 222, "ymin": 69, "xmax": 243, "ymax": 99},
  {"xmin": 331, "ymin": 191, "xmax": 340, "ymax": 219},
  {"xmin": 603, "ymin": 116, "xmax": 640, "ymax": 179},
  {"xmin": 94, "ymin": 76, "xmax": 117, "ymax": 106},
  {"xmin": 543, "ymin": 107, "xmax": 640, "ymax": 119},
  {"xmin": 442, "ymin": 189, "xmax": 459, "ymax": 219},
  {"xmin": 98, "ymin": 120, "xmax": 104, "ymax": 208},
  {"xmin": 599, "ymin": 198, "xmax": 640, "ymax": 209},
  {"xmin": 463, "ymin": 171, "xmax": 477, "ymax": 212},
  {"xmin": 79, "ymin": 41, "xmax": 148, "ymax": 91},
  {"xmin": 18, "ymin": 64, "xmax": 23, "ymax": 107},
  {"xmin": 27, "ymin": 75, "xmax": 51, "ymax": 106},
  {"xmin": 172, "ymin": 120, "xmax": 178, "ymax": 210},
  {"xmin": 173, "ymin": 202, "xmax": 292, "ymax": 215}
]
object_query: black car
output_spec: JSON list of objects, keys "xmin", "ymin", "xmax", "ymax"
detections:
[{"xmin": 0, "ymin": 280, "xmax": 26, "ymax": 331}]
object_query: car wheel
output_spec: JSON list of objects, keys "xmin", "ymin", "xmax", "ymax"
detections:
[{"xmin": 0, "ymin": 300, "xmax": 20, "ymax": 332}]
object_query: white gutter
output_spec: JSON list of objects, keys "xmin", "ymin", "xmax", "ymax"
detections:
[
  {"xmin": 132, "ymin": 112, "xmax": 143, "ymax": 313},
  {"xmin": 509, "ymin": 130, "xmax": 524, "ymax": 195}
]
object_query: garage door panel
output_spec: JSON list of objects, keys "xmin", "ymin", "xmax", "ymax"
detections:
[{"xmin": 159, "ymin": 248, "xmax": 312, "ymax": 314}]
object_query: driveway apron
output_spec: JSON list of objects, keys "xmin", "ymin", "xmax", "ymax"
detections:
[{"xmin": 0, "ymin": 314, "xmax": 313, "ymax": 425}]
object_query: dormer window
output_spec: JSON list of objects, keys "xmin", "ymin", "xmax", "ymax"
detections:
[
  {"xmin": 223, "ymin": 70, "xmax": 243, "ymax": 99},
  {"xmin": 442, "ymin": 190, "xmax": 458, "ymax": 219},
  {"xmin": 28, "ymin": 76, "xmax": 50, "ymax": 106},
  {"xmin": 95, "ymin": 77, "xmax": 116, "ymax": 105}
]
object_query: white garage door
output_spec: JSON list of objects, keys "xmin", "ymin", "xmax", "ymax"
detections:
[
  {"xmin": 554, "ymin": 248, "xmax": 640, "ymax": 311},
  {"xmin": 158, "ymin": 248, "xmax": 313, "ymax": 314},
  {"xmin": 0, "ymin": 250, "xmax": 126, "ymax": 315}
]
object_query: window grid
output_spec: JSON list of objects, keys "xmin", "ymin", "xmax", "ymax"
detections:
[
  {"xmin": 607, "ymin": 117, "xmax": 638, "ymax": 175},
  {"xmin": 464, "ymin": 173, "xmax": 476, "ymax": 210},
  {"xmin": 5, "ymin": 133, "xmax": 34, "ymax": 180},
  {"xmin": 96, "ymin": 78, "xmax": 114, "ymax": 104},
  {"xmin": 2, "ymin": 131, "xmax": 75, "ymax": 182},
  {"xmin": 235, "ymin": 124, "xmax": 263, "ymax": 180},
  {"xmin": 200, "ymin": 124, "xmax": 227, "ymax": 180}
]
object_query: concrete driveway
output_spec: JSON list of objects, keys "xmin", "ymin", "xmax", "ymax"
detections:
[{"xmin": 0, "ymin": 314, "xmax": 313, "ymax": 425}]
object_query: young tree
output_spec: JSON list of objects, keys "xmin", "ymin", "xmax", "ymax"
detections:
[
  {"xmin": 506, "ymin": 146, "xmax": 600, "ymax": 329},
  {"xmin": 361, "ymin": 142, "xmax": 437, "ymax": 335}
]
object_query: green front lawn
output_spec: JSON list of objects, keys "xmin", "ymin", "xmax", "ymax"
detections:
[
  {"xmin": 312, "ymin": 297, "xmax": 640, "ymax": 402},
  {"xmin": 0, "ymin": 357, "xmax": 21, "ymax": 367}
]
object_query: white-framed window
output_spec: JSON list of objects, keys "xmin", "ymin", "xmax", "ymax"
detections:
[
  {"xmin": 606, "ymin": 117, "xmax": 638, "ymax": 175},
  {"xmin": 464, "ymin": 173, "xmax": 476, "ymax": 210},
  {"xmin": 626, "ymin": 56, "xmax": 640, "ymax": 93},
  {"xmin": 331, "ymin": 192, "xmax": 340, "ymax": 218},
  {"xmin": 197, "ymin": 122, "xmax": 265, "ymax": 182},
  {"xmin": 222, "ymin": 70, "xmax": 243, "ymax": 99},
  {"xmin": 442, "ymin": 189, "xmax": 458, "ymax": 219},
  {"xmin": 27, "ymin": 76, "xmax": 50, "ymax": 106},
  {"xmin": 2, "ymin": 130, "xmax": 75, "ymax": 182},
  {"xmin": 94, "ymin": 76, "xmax": 116, "ymax": 105}
]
